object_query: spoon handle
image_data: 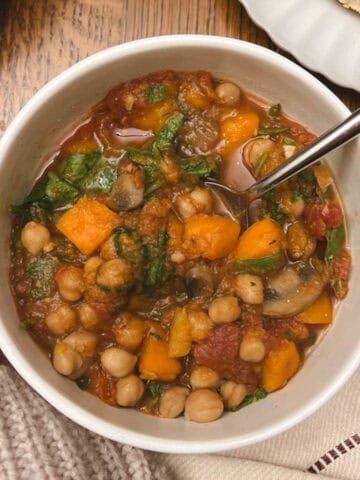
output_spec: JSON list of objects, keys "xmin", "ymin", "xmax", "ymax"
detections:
[{"xmin": 248, "ymin": 108, "xmax": 360, "ymax": 198}]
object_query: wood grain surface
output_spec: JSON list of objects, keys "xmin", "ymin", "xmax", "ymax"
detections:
[{"xmin": 0, "ymin": 0, "xmax": 359, "ymax": 138}]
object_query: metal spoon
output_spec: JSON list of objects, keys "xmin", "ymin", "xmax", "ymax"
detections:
[{"xmin": 206, "ymin": 108, "xmax": 360, "ymax": 225}]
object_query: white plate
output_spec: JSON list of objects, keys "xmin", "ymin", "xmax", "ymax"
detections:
[{"xmin": 241, "ymin": 0, "xmax": 360, "ymax": 91}]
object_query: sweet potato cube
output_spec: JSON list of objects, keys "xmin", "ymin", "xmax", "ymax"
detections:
[
  {"xmin": 261, "ymin": 340, "xmax": 300, "ymax": 393},
  {"xmin": 297, "ymin": 292, "xmax": 333, "ymax": 324},
  {"xmin": 56, "ymin": 197, "xmax": 122, "ymax": 255},
  {"xmin": 168, "ymin": 308, "xmax": 192, "ymax": 358},
  {"xmin": 139, "ymin": 333, "xmax": 182, "ymax": 382}
]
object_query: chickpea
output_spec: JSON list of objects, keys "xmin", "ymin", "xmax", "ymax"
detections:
[
  {"xmin": 20, "ymin": 221, "xmax": 51, "ymax": 255},
  {"xmin": 188, "ymin": 310, "xmax": 213, "ymax": 341},
  {"xmin": 46, "ymin": 304, "xmax": 77, "ymax": 336},
  {"xmin": 52, "ymin": 342, "xmax": 83, "ymax": 377},
  {"xmin": 159, "ymin": 386, "xmax": 190, "ymax": 418},
  {"xmin": 159, "ymin": 155, "xmax": 180, "ymax": 184},
  {"xmin": 280, "ymin": 191, "xmax": 305, "ymax": 219},
  {"xmin": 170, "ymin": 251, "xmax": 186, "ymax": 264},
  {"xmin": 101, "ymin": 347, "xmax": 137, "ymax": 378},
  {"xmin": 188, "ymin": 187, "xmax": 212, "ymax": 214},
  {"xmin": 77, "ymin": 303, "xmax": 100, "ymax": 330},
  {"xmin": 234, "ymin": 274, "xmax": 264, "ymax": 305},
  {"xmin": 215, "ymin": 82, "xmax": 241, "ymax": 106},
  {"xmin": 220, "ymin": 381, "xmax": 248, "ymax": 410},
  {"xmin": 190, "ymin": 366, "xmax": 220, "ymax": 390},
  {"xmin": 113, "ymin": 313, "xmax": 145, "ymax": 351},
  {"xmin": 239, "ymin": 335, "xmax": 266, "ymax": 363},
  {"xmin": 84, "ymin": 256, "xmax": 103, "ymax": 283},
  {"xmin": 174, "ymin": 195, "xmax": 197, "ymax": 222},
  {"xmin": 116, "ymin": 374, "xmax": 144, "ymax": 407},
  {"xmin": 208, "ymin": 296, "xmax": 241, "ymax": 324},
  {"xmin": 100, "ymin": 236, "xmax": 117, "ymax": 260},
  {"xmin": 55, "ymin": 266, "xmax": 85, "ymax": 302},
  {"xmin": 64, "ymin": 330, "xmax": 98, "ymax": 357},
  {"xmin": 185, "ymin": 389, "xmax": 224, "ymax": 423},
  {"xmin": 96, "ymin": 258, "xmax": 132, "ymax": 290}
]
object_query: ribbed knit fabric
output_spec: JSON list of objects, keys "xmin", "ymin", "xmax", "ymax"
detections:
[{"xmin": 0, "ymin": 366, "xmax": 166, "ymax": 480}]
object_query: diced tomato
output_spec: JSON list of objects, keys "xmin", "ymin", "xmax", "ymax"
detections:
[
  {"xmin": 333, "ymin": 253, "xmax": 351, "ymax": 280},
  {"xmin": 304, "ymin": 200, "xmax": 343, "ymax": 239}
]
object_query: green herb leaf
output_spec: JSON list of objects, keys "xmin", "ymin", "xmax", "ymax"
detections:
[
  {"xmin": 146, "ymin": 380, "xmax": 164, "ymax": 401},
  {"xmin": 59, "ymin": 150, "xmax": 101, "ymax": 186},
  {"xmin": 75, "ymin": 376, "xmax": 90, "ymax": 390},
  {"xmin": 27, "ymin": 254, "xmax": 57, "ymax": 300},
  {"xmin": 259, "ymin": 191, "xmax": 286, "ymax": 226},
  {"xmin": 151, "ymin": 114, "xmax": 184, "ymax": 155},
  {"xmin": 149, "ymin": 331, "xmax": 161, "ymax": 340},
  {"xmin": 23, "ymin": 180, "xmax": 49, "ymax": 204},
  {"xmin": 144, "ymin": 85, "xmax": 167, "ymax": 104},
  {"xmin": 45, "ymin": 173, "xmax": 79, "ymax": 208},
  {"xmin": 128, "ymin": 148, "xmax": 165, "ymax": 196},
  {"xmin": 232, "ymin": 387, "xmax": 268, "ymax": 411},
  {"xmin": 302, "ymin": 334, "xmax": 317, "ymax": 348},
  {"xmin": 80, "ymin": 161, "xmax": 117, "ymax": 193},
  {"xmin": 268, "ymin": 103, "xmax": 281, "ymax": 117},
  {"xmin": 143, "ymin": 231, "xmax": 169, "ymax": 291},
  {"xmin": 297, "ymin": 170, "xmax": 316, "ymax": 202},
  {"xmin": 258, "ymin": 127, "xmax": 289, "ymax": 136},
  {"xmin": 325, "ymin": 225, "xmax": 345, "ymax": 260},
  {"xmin": 254, "ymin": 152, "xmax": 268, "ymax": 177},
  {"xmin": 179, "ymin": 155, "xmax": 218, "ymax": 178},
  {"xmin": 234, "ymin": 252, "xmax": 283, "ymax": 274},
  {"xmin": 283, "ymin": 136, "xmax": 296, "ymax": 145},
  {"xmin": 112, "ymin": 226, "xmax": 144, "ymax": 264},
  {"xmin": 20, "ymin": 318, "xmax": 37, "ymax": 330}
]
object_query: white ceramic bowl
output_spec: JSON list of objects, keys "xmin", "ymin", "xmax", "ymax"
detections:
[{"xmin": 0, "ymin": 35, "xmax": 359, "ymax": 454}]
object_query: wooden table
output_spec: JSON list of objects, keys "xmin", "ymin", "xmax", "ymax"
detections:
[
  {"xmin": 0, "ymin": 0, "xmax": 359, "ymax": 135},
  {"xmin": 0, "ymin": 0, "xmax": 358, "ymax": 364}
]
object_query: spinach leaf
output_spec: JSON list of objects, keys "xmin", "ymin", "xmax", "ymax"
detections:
[
  {"xmin": 80, "ymin": 161, "xmax": 117, "ymax": 193},
  {"xmin": 20, "ymin": 318, "xmax": 37, "ymax": 330},
  {"xmin": 128, "ymin": 148, "xmax": 165, "ymax": 197},
  {"xmin": 112, "ymin": 226, "xmax": 144, "ymax": 264},
  {"xmin": 45, "ymin": 173, "xmax": 79, "ymax": 208},
  {"xmin": 144, "ymin": 85, "xmax": 167, "ymax": 104},
  {"xmin": 151, "ymin": 114, "xmax": 184, "ymax": 156},
  {"xmin": 23, "ymin": 180, "xmax": 49, "ymax": 204},
  {"xmin": 297, "ymin": 170, "xmax": 316, "ymax": 201},
  {"xmin": 259, "ymin": 191, "xmax": 286, "ymax": 226},
  {"xmin": 325, "ymin": 225, "xmax": 345, "ymax": 260},
  {"xmin": 234, "ymin": 252, "xmax": 283, "ymax": 274},
  {"xmin": 59, "ymin": 150, "xmax": 101, "ymax": 186},
  {"xmin": 26, "ymin": 254, "xmax": 57, "ymax": 300},
  {"xmin": 145, "ymin": 380, "xmax": 164, "ymax": 407},
  {"xmin": 179, "ymin": 155, "xmax": 218, "ymax": 178},
  {"xmin": 232, "ymin": 387, "xmax": 268, "ymax": 411},
  {"xmin": 258, "ymin": 127, "xmax": 289, "ymax": 136},
  {"xmin": 143, "ymin": 231, "xmax": 169, "ymax": 291},
  {"xmin": 268, "ymin": 103, "xmax": 281, "ymax": 117}
]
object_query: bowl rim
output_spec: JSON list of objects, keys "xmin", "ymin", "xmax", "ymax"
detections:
[{"xmin": 0, "ymin": 34, "xmax": 357, "ymax": 454}]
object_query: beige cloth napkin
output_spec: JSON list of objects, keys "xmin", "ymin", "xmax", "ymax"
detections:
[{"xmin": 1, "ymin": 364, "xmax": 359, "ymax": 479}]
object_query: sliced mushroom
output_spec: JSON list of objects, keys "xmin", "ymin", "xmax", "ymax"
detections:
[
  {"xmin": 185, "ymin": 264, "xmax": 214, "ymax": 298},
  {"xmin": 107, "ymin": 173, "xmax": 144, "ymax": 211},
  {"xmin": 243, "ymin": 138, "xmax": 275, "ymax": 170},
  {"xmin": 263, "ymin": 262, "xmax": 324, "ymax": 317},
  {"xmin": 176, "ymin": 112, "xmax": 220, "ymax": 156}
]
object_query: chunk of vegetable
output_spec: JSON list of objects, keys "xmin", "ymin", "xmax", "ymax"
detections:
[
  {"xmin": 168, "ymin": 308, "xmax": 192, "ymax": 358},
  {"xmin": 26, "ymin": 254, "xmax": 57, "ymax": 300},
  {"xmin": 56, "ymin": 197, "xmax": 122, "ymax": 255},
  {"xmin": 235, "ymin": 217, "xmax": 286, "ymax": 260},
  {"xmin": 46, "ymin": 173, "xmax": 79, "ymax": 208},
  {"xmin": 184, "ymin": 213, "xmax": 240, "ymax": 260},
  {"xmin": 286, "ymin": 221, "xmax": 316, "ymax": 260},
  {"xmin": 261, "ymin": 340, "xmax": 300, "ymax": 392},
  {"xmin": 59, "ymin": 150, "xmax": 101, "ymax": 186},
  {"xmin": 151, "ymin": 114, "xmax": 184, "ymax": 156},
  {"xmin": 139, "ymin": 333, "xmax": 182, "ymax": 382},
  {"xmin": 219, "ymin": 112, "xmax": 260, "ymax": 157},
  {"xmin": 297, "ymin": 292, "xmax": 333, "ymax": 324},
  {"xmin": 143, "ymin": 231, "xmax": 169, "ymax": 291},
  {"xmin": 325, "ymin": 225, "xmax": 345, "ymax": 260}
]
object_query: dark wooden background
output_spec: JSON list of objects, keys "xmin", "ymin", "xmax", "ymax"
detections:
[{"xmin": 0, "ymin": 0, "xmax": 358, "ymax": 364}]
